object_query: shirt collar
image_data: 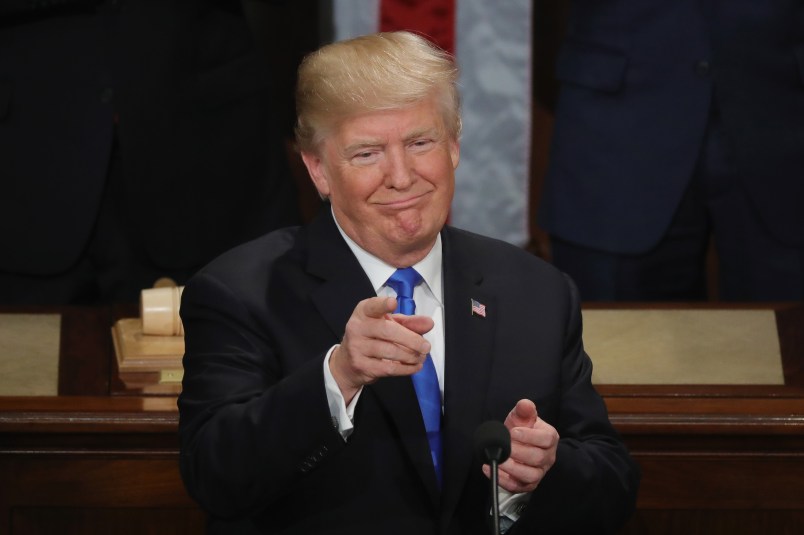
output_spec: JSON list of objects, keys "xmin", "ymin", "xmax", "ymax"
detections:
[{"xmin": 331, "ymin": 208, "xmax": 443, "ymax": 301}]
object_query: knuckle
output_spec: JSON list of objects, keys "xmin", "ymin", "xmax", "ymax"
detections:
[
  {"xmin": 383, "ymin": 359, "xmax": 399, "ymax": 375},
  {"xmin": 380, "ymin": 319, "xmax": 396, "ymax": 339}
]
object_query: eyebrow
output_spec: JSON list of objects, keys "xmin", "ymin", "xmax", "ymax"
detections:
[
  {"xmin": 342, "ymin": 139, "xmax": 385, "ymax": 155},
  {"xmin": 404, "ymin": 127, "xmax": 441, "ymax": 143},
  {"xmin": 342, "ymin": 128, "xmax": 442, "ymax": 155}
]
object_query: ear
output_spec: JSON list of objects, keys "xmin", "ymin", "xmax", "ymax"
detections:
[
  {"xmin": 300, "ymin": 150, "xmax": 331, "ymax": 198},
  {"xmin": 449, "ymin": 139, "xmax": 460, "ymax": 169}
]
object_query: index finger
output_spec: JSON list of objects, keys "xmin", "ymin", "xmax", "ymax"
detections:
[
  {"xmin": 388, "ymin": 313, "xmax": 435, "ymax": 336},
  {"xmin": 359, "ymin": 296, "xmax": 399, "ymax": 319}
]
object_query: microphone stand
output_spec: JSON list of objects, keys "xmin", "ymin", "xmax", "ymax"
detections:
[
  {"xmin": 490, "ymin": 457, "xmax": 501, "ymax": 535},
  {"xmin": 474, "ymin": 420, "xmax": 510, "ymax": 535}
]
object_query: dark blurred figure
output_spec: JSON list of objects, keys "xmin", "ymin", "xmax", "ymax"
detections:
[
  {"xmin": 0, "ymin": 0, "xmax": 306, "ymax": 304},
  {"xmin": 538, "ymin": 0, "xmax": 804, "ymax": 301}
]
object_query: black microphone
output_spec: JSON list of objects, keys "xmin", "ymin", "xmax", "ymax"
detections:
[{"xmin": 474, "ymin": 421, "xmax": 511, "ymax": 535}]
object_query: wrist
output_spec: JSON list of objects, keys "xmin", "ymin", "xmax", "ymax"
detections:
[{"xmin": 329, "ymin": 345, "xmax": 361, "ymax": 404}]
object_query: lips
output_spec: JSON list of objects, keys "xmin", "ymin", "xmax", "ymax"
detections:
[{"xmin": 376, "ymin": 190, "xmax": 433, "ymax": 209}]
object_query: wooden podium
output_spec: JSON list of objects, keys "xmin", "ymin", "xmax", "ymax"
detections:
[
  {"xmin": 595, "ymin": 303, "xmax": 804, "ymax": 534},
  {"xmin": 0, "ymin": 305, "xmax": 203, "ymax": 535},
  {"xmin": 1, "ymin": 303, "xmax": 803, "ymax": 534}
]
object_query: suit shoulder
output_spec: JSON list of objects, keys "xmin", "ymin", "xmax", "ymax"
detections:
[
  {"xmin": 444, "ymin": 226, "xmax": 563, "ymax": 280},
  {"xmin": 444, "ymin": 227, "xmax": 580, "ymax": 320},
  {"xmin": 191, "ymin": 225, "xmax": 305, "ymax": 287}
]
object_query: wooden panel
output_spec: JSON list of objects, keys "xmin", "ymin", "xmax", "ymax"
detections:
[
  {"xmin": 0, "ymin": 455, "xmax": 201, "ymax": 535},
  {"xmin": 58, "ymin": 306, "xmax": 112, "ymax": 396},
  {"xmin": 11, "ymin": 508, "xmax": 204, "ymax": 535},
  {"xmin": 1, "ymin": 457, "xmax": 191, "ymax": 508},
  {"xmin": 633, "ymin": 453, "xmax": 804, "ymax": 509},
  {"xmin": 621, "ymin": 510, "xmax": 804, "ymax": 535}
]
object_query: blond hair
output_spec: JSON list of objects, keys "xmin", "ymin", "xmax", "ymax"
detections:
[{"xmin": 295, "ymin": 31, "xmax": 461, "ymax": 153}]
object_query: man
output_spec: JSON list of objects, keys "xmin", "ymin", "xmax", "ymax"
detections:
[
  {"xmin": 178, "ymin": 31, "xmax": 639, "ymax": 534},
  {"xmin": 538, "ymin": 0, "xmax": 804, "ymax": 301}
]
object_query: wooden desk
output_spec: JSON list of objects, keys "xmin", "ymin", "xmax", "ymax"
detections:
[
  {"xmin": 600, "ymin": 303, "xmax": 804, "ymax": 534},
  {"xmin": 0, "ymin": 306, "xmax": 204, "ymax": 535},
  {"xmin": 1, "ymin": 304, "xmax": 803, "ymax": 534}
]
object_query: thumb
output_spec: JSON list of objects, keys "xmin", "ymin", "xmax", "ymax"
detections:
[{"xmin": 504, "ymin": 399, "xmax": 538, "ymax": 429}]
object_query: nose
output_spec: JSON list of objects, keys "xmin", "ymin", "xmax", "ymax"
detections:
[{"xmin": 383, "ymin": 146, "xmax": 414, "ymax": 190}]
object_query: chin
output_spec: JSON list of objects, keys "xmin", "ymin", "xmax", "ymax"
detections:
[{"xmin": 398, "ymin": 226, "xmax": 440, "ymax": 250}]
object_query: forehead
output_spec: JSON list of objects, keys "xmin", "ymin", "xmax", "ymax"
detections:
[{"xmin": 329, "ymin": 98, "xmax": 445, "ymax": 147}]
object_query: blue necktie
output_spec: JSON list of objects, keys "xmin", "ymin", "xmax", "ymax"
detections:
[{"xmin": 386, "ymin": 267, "xmax": 443, "ymax": 486}]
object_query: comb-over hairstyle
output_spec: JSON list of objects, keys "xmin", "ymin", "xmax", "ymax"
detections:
[{"xmin": 295, "ymin": 31, "xmax": 462, "ymax": 153}]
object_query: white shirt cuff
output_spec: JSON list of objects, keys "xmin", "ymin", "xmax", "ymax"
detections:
[
  {"xmin": 498, "ymin": 488, "xmax": 529, "ymax": 523},
  {"xmin": 323, "ymin": 344, "xmax": 362, "ymax": 440}
]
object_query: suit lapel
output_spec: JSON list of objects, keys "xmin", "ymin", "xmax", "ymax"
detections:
[
  {"xmin": 306, "ymin": 209, "xmax": 441, "ymax": 506},
  {"xmin": 439, "ymin": 227, "xmax": 497, "ymax": 525},
  {"xmin": 307, "ymin": 209, "xmax": 375, "ymax": 339}
]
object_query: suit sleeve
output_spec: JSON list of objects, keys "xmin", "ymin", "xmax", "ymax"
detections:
[
  {"xmin": 177, "ymin": 271, "xmax": 345, "ymax": 519},
  {"xmin": 510, "ymin": 275, "xmax": 641, "ymax": 534}
]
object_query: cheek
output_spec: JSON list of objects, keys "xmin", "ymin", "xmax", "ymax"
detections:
[
  {"xmin": 433, "ymin": 160, "xmax": 456, "ymax": 196},
  {"xmin": 335, "ymin": 175, "xmax": 382, "ymax": 213},
  {"xmin": 350, "ymin": 170, "xmax": 388, "ymax": 199}
]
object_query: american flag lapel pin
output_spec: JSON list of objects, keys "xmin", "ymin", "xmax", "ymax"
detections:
[{"xmin": 470, "ymin": 298, "xmax": 486, "ymax": 318}]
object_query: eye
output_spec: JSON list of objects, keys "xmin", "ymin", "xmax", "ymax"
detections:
[
  {"xmin": 351, "ymin": 150, "xmax": 380, "ymax": 165},
  {"xmin": 409, "ymin": 138, "xmax": 434, "ymax": 152}
]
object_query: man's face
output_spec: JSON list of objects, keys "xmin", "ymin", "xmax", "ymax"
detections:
[{"xmin": 302, "ymin": 96, "xmax": 460, "ymax": 266}]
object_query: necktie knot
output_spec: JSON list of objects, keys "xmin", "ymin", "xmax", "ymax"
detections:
[{"xmin": 386, "ymin": 267, "xmax": 422, "ymax": 315}]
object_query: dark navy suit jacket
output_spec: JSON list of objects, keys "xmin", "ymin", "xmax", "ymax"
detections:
[
  {"xmin": 540, "ymin": 0, "xmax": 804, "ymax": 254},
  {"xmin": 177, "ymin": 210, "xmax": 639, "ymax": 534}
]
